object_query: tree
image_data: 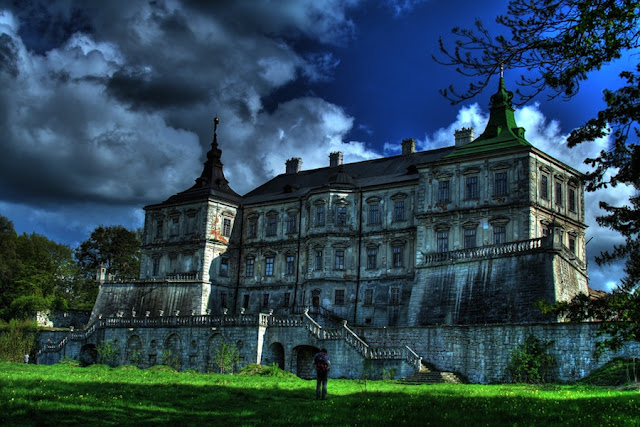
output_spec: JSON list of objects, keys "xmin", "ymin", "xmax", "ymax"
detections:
[
  {"xmin": 436, "ymin": 0, "xmax": 639, "ymax": 351},
  {"xmin": 75, "ymin": 225, "xmax": 141, "ymax": 280}
]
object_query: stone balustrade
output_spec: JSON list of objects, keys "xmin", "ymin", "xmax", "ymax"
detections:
[{"xmin": 421, "ymin": 237, "xmax": 545, "ymax": 265}]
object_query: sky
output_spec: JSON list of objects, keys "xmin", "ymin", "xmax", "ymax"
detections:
[{"xmin": 0, "ymin": 0, "xmax": 635, "ymax": 292}]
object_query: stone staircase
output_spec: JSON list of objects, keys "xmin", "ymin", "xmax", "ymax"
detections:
[{"xmin": 403, "ymin": 366, "xmax": 464, "ymax": 384}]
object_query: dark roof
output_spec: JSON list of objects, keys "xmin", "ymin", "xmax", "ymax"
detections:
[{"xmin": 242, "ymin": 146, "xmax": 455, "ymax": 204}]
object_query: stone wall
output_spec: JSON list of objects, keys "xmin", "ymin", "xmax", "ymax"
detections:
[{"xmin": 354, "ymin": 322, "xmax": 640, "ymax": 383}]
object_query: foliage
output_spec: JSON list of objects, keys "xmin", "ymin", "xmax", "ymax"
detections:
[
  {"xmin": 0, "ymin": 215, "xmax": 94, "ymax": 319},
  {"xmin": 127, "ymin": 349, "xmax": 143, "ymax": 367},
  {"xmin": 75, "ymin": 225, "xmax": 141, "ymax": 281},
  {"xmin": 358, "ymin": 357, "xmax": 377, "ymax": 391},
  {"xmin": 96, "ymin": 340, "xmax": 120, "ymax": 367},
  {"xmin": 382, "ymin": 367, "xmax": 397, "ymax": 380},
  {"xmin": 209, "ymin": 341, "xmax": 240, "ymax": 374},
  {"xmin": 161, "ymin": 349, "xmax": 181, "ymax": 371},
  {"xmin": 507, "ymin": 335, "xmax": 556, "ymax": 383},
  {"xmin": 436, "ymin": 0, "xmax": 640, "ymax": 104},
  {"xmin": 1, "ymin": 364, "xmax": 640, "ymax": 425},
  {"xmin": 579, "ymin": 358, "xmax": 639, "ymax": 386},
  {"xmin": 437, "ymin": 0, "xmax": 640, "ymax": 352},
  {"xmin": 238, "ymin": 363, "xmax": 297, "ymax": 377},
  {"xmin": 0, "ymin": 319, "xmax": 36, "ymax": 362}
]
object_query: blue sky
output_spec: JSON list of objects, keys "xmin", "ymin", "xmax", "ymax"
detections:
[{"xmin": 0, "ymin": 0, "xmax": 633, "ymax": 291}]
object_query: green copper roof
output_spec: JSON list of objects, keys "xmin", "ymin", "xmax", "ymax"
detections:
[{"xmin": 445, "ymin": 77, "xmax": 532, "ymax": 159}]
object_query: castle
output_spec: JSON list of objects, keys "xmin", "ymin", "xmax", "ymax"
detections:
[{"xmin": 38, "ymin": 78, "xmax": 623, "ymax": 383}]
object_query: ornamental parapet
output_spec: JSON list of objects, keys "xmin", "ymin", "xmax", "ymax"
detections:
[{"xmin": 419, "ymin": 237, "xmax": 546, "ymax": 266}]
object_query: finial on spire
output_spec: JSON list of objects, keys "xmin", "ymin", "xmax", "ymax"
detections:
[
  {"xmin": 500, "ymin": 63, "xmax": 504, "ymax": 78},
  {"xmin": 214, "ymin": 116, "xmax": 219, "ymax": 134}
]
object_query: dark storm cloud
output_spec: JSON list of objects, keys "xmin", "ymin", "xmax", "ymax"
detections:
[
  {"xmin": 0, "ymin": 33, "xmax": 17, "ymax": 76},
  {"xmin": 106, "ymin": 70, "xmax": 209, "ymax": 110}
]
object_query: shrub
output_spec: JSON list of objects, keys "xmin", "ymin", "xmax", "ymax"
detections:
[
  {"xmin": 0, "ymin": 319, "xmax": 36, "ymax": 362},
  {"xmin": 97, "ymin": 340, "xmax": 120, "ymax": 367},
  {"xmin": 161, "ymin": 349, "xmax": 181, "ymax": 371},
  {"xmin": 209, "ymin": 341, "xmax": 239, "ymax": 374},
  {"xmin": 507, "ymin": 335, "xmax": 555, "ymax": 383}
]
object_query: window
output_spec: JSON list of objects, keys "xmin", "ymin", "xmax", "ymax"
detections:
[
  {"xmin": 494, "ymin": 172, "xmax": 507, "ymax": 196},
  {"xmin": 336, "ymin": 206, "xmax": 347, "ymax": 226},
  {"xmin": 364, "ymin": 289, "xmax": 373, "ymax": 306},
  {"xmin": 266, "ymin": 215, "xmax": 277, "ymax": 236},
  {"xmin": 170, "ymin": 217, "xmax": 179, "ymax": 236},
  {"xmin": 390, "ymin": 288, "xmax": 400, "ymax": 305},
  {"xmin": 286, "ymin": 213, "xmax": 296, "ymax": 234},
  {"xmin": 555, "ymin": 182, "xmax": 563, "ymax": 205},
  {"xmin": 284, "ymin": 292, "xmax": 290, "ymax": 307},
  {"xmin": 315, "ymin": 250, "xmax": 323, "ymax": 270},
  {"xmin": 334, "ymin": 249, "xmax": 345, "ymax": 270},
  {"xmin": 569, "ymin": 237, "xmax": 576, "ymax": 254},
  {"xmin": 438, "ymin": 180, "xmax": 450, "ymax": 203},
  {"xmin": 222, "ymin": 218, "xmax": 231, "ymax": 237},
  {"xmin": 265, "ymin": 256, "xmax": 274, "ymax": 276},
  {"xmin": 152, "ymin": 258, "xmax": 160, "ymax": 276},
  {"xmin": 219, "ymin": 258, "xmax": 229, "ymax": 277},
  {"xmin": 245, "ymin": 257, "xmax": 254, "ymax": 276},
  {"xmin": 541, "ymin": 175, "xmax": 549, "ymax": 200},
  {"xmin": 437, "ymin": 231, "xmax": 449, "ymax": 253},
  {"xmin": 315, "ymin": 205, "xmax": 325, "ymax": 226},
  {"xmin": 285, "ymin": 255, "xmax": 295, "ymax": 275},
  {"xmin": 465, "ymin": 176, "xmax": 479, "ymax": 199},
  {"xmin": 569, "ymin": 188, "xmax": 576, "ymax": 212},
  {"xmin": 493, "ymin": 226, "xmax": 506, "ymax": 245},
  {"xmin": 155, "ymin": 219, "xmax": 163, "ymax": 239},
  {"xmin": 221, "ymin": 293, "xmax": 227, "ymax": 308},
  {"xmin": 262, "ymin": 293, "xmax": 269, "ymax": 308},
  {"xmin": 366, "ymin": 247, "xmax": 377, "ymax": 269},
  {"xmin": 392, "ymin": 245, "xmax": 404, "ymax": 267},
  {"xmin": 335, "ymin": 289, "xmax": 345, "ymax": 305},
  {"xmin": 169, "ymin": 255, "xmax": 177, "ymax": 273},
  {"xmin": 186, "ymin": 214, "xmax": 196, "ymax": 234},
  {"xmin": 464, "ymin": 229, "xmax": 476, "ymax": 249},
  {"xmin": 243, "ymin": 294, "xmax": 249, "ymax": 309},
  {"xmin": 248, "ymin": 218, "xmax": 257, "ymax": 238},
  {"xmin": 394, "ymin": 201, "xmax": 405, "ymax": 221},
  {"xmin": 368, "ymin": 204, "xmax": 380, "ymax": 224}
]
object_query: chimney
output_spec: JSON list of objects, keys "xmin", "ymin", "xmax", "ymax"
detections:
[
  {"xmin": 285, "ymin": 157, "xmax": 302, "ymax": 174},
  {"xmin": 454, "ymin": 127, "xmax": 475, "ymax": 147},
  {"xmin": 401, "ymin": 138, "xmax": 416, "ymax": 155},
  {"xmin": 329, "ymin": 151, "xmax": 343, "ymax": 168}
]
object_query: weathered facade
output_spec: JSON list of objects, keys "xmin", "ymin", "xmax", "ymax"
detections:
[{"xmin": 39, "ymin": 78, "xmax": 604, "ymax": 382}]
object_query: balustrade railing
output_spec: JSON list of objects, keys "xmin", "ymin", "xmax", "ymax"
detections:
[{"xmin": 421, "ymin": 237, "xmax": 545, "ymax": 265}]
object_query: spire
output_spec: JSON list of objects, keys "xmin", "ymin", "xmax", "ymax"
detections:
[
  {"xmin": 195, "ymin": 117, "xmax": 231, "ymax": 190},
  {"xmin": 444, "ymin": 74, "xmax": 531, "ymax": 159}
]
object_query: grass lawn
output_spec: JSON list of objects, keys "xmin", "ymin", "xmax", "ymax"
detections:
[{"xmin": 1, "ymin": 362, "xmax": 638, "ymax": 426}]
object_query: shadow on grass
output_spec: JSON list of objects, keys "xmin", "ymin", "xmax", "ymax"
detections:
[{"xmin": 0, "ymin": 364, "xmax": 639, "ymax": 425}]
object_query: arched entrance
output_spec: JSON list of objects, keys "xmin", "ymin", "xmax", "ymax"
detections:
[
  {"xmin": 267, "ymin": 342, "xmax": 285, "ymax": 369},
  {"xmin": 126, "ymin": 335, "xmax": 143, "ymax": 366},
  {"xmin": 79, "ymin": 344, "xmax": 98, "ymax": 366},
  {"xmin": 292, "ymin": 345, "xmax": 319, "ymax": 379},
  {"xmin": 163, "ymin": 333, "xmax": 182, "ymax": 370},
  {"xmin": 311, "ymin": 289, "xmax": 321, "ymax": 308}
]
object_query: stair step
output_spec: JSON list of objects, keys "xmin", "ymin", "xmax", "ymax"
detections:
[{"xmin": 402, "ymin": 371, "xmax": 463, "ymax": 384}]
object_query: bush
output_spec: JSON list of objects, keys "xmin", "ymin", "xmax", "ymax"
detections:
[
  {"xmin": 97, "ymin": 340, "xmax": 120, "ymax": 367},
  {"xmin": 161, "ymin": 349, "xmax": 181, "ymax": 371},
  {"xmin": 507, "ymin": 335, "xmax": 555, "ymax": 383},
  {"xmin": 209, "ymin": 341, "xmax": 239, "ymax": 374},
  {"xmin": 0, "ymin": 319, "xmax": 36, "ymax": 362}
]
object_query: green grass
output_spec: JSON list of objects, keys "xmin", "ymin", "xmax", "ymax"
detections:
[{"xmin": 1, "ymin": 362, "xmax": 639, "ymax": 426}]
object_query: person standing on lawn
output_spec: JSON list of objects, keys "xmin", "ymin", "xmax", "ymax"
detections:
[{"xmin": 313, "ymin": 348, "xmax": 331, "ymax": 400}]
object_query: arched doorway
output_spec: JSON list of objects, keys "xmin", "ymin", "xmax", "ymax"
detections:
[
  {"xmin": 292, "ymin": 345, "xmax": 319, "ymax": 379},
  {"xmin": 163, "ymin": 333, "xmax": 182, "ymax": 370},
  {"xmin": 79, "ymin": 344, "xmax": 98, "ymax": 366},
  {"xmin": 267, "ymin": 342, "xmax": 285, "ymax": 369},
  {"xmin": 206, "ymin": 333, "xmax": 224, "ymax": 372},
  {"xmin": 126, "ymin": 335, "xmax": 143, "ymax": 366},
  {"xmin": 311, "ymin": 289, "xmax": 321, "ymax": 307}
]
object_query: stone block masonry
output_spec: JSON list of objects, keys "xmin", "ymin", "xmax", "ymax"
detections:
[{"xmin": 355, "ymin": 322, "xmax": 640, "ymax": 383}]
